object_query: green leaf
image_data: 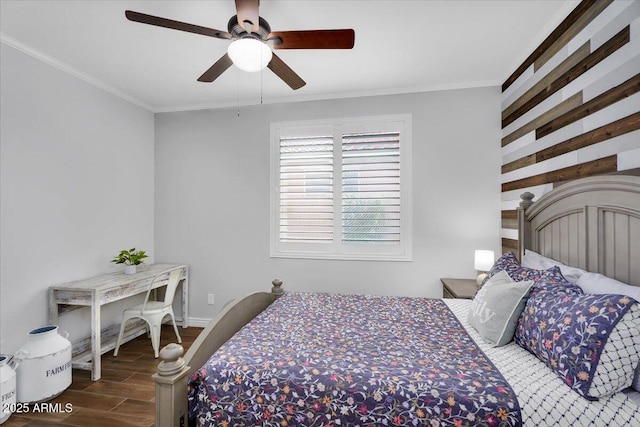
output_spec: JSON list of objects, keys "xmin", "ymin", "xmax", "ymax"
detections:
[{"xmin": 112, "ymin": 247, "xmax": 148, "ymax": 266}]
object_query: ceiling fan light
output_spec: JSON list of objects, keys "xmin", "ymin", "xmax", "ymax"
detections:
[{"xmin": 227, "ymin": 38, "xmax": 272, "ymax": 72}]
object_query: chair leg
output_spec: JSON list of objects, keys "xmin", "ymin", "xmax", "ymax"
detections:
[
  {"xmin": 150, "ymin": 323, "xmax": 160, "ymax": 358},
  {"xmin": 114, "ymin": 318, "xmax": 128, "ymax": 357},
  {"xmin": 170, "ymin": 311, "xmax": 182, "ymax": 344}
]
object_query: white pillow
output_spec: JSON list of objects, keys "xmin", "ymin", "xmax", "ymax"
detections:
[
  {"xmin": 522, "ymin": 249, "xmax": 553, "ymax": 270},
  {"xmin": 522, "ymin": 249, "xmax": 586, "ymax": 283},
  {"xmin": 576, "ymin": 272, "xmax": 640, "ymax": 301}
]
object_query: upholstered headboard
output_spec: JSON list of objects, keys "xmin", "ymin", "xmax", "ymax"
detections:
[{"xmin": 517, "ymin": 175, "xmax": 640, "ymax": 287}]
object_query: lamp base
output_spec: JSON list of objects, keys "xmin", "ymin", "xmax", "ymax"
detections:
[{"xmin": 476, "ymin": 272, "xmax": 488, "ymax": 286}]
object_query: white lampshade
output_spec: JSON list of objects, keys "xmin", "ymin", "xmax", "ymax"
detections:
[
  {"xmin": 474, "ymin": 250, "xmax": 495, "ymax": 272},
  {"xmin": 227, "ymin": 38, "xmax": 272, "ymax": 72}
]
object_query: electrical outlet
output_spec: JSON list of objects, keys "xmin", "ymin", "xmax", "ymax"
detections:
[{"xmin": 207, "ymin": 294, "xmax": 215, "ymax": 305}]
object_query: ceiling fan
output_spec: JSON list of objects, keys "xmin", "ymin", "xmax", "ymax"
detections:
[{"xmin": 125, "ymin": 0, "xmax": 355, "ymax": 90}]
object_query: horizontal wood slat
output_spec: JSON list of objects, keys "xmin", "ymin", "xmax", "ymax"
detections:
[
  {"xmin": 537, "ymin": 111, "xmax": 640, "ymax": 161},
  {"xmin": 501, "ymin": 210, "xmax": 518, "ymax": 220},
  {"xmin": 502, "ymin": 0, "xmax": 601, "ymax": 92},
  {"xmin": 502, "ymin": 26, "xmax": 629, "ymax": 128},
  {"xmin": 503, "ymin": 112, "xmax": 640, "ymax": 174},
  {"xmin": 502, "ymin": 238, "xmax": 518, "ymax": 251},
  {"xmin": 502, "ymin": 210, "xmax": 518, "ymax": 231},
  {"xmin": 502, "ymin": 155, "xmax": 617, "ymax": 192},
  {"xmin": 502, "ymin": 154, "xmax": 536, "ymax": 174},
  {"xmin": 502, "ymin": 41, "xmax": 590, "ymax": 123},
  {"xmin": 610, "ymin": 167, "xmax": 640, "ymax": 177},
  {"xmin": 500, "ymin": 210, "xmax": 518, "ymax": 230},
  {"xmin": 502, "ymin": 92, "xmax": 583, "ymax": 147},
  {"xmin": 537, "ymin": 73, "xmax": 640, "ymax": 139},
  {"xmin": 533, "ymin": 0, "xmax": 613, "ymax": 71},
  {"xmin": 550, "ymin": 168, "xmax": 640, "ymax": 189},
  {"xmin": 502, "ymin": 218, "xmax": 518, "ymax": 230}
]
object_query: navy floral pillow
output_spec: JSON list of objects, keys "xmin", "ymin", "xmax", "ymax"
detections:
[
  {"xmin": 527, "ymin": 265, "xmax": 582, "ymax": 299},
  {"xmin": 481, "ymin": 252, "xmax": 552, "ymax": 288},
  {"xmin": 515, "ymin": 285, "xmax": 638, "ymax": 399},
  {"xmin": 481, "ymin": 252, "xmax": 518, "ymax": 286}
]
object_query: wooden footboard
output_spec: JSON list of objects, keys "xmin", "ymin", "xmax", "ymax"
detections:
[{"xmin": 153, "ymin": 279, "xmax": 284, "ymax": 427}]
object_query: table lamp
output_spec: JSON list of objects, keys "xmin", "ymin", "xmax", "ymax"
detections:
[{"xmin": 474, "ymin": 250, "xmax": 495, "ymax": 285}]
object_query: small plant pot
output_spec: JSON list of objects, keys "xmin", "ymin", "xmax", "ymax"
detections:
[{"xmin": 124, "ymin": 265, "xmax": 137, "ymax": 275}]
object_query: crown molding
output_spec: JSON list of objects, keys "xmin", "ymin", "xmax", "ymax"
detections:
[
  {"xmin": 154, "ymin": 79, "xmax": 499, "ymax": 113},
  {"xmin": 1, "ymin": 32, "xmax": 155, "ymax": 113},
  {"xmin": 2, "ymin": 31, "xmax": 499, "ymax": 114}
]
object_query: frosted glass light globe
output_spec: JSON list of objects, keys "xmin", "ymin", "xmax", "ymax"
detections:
[{"xmin": 227, "ymin": 38, "xmax": 273, "ymax": 72}]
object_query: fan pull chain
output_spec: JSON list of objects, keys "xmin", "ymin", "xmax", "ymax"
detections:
[
  {"xmin": 237, "ymin": 67, "xmax": 241, "ymax": 117},
  {"xmin": 260, "ymin": 46, "xmax": 265, "ymax": 105}
]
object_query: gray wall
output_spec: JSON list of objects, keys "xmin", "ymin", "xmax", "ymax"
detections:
[
  {"xmin": 0, "ymin": 45, "xmax": 155, "ymax": 353},
  {"xmin": 0, "ymin": 41, "xmax": 502, "ymax": 349},
  {"xmin": 155, "ymin": 87, "xmax": 502, "ymax": 324}
]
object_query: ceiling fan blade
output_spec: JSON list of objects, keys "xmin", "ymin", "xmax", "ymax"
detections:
[
  {"xmin": 268, "ymin": 29, "xmax": 355, "ymax": 49},
  {"xmin": 267, "ymin": 53, "xmax": 306, "ymax": 90},
  {"xmin": 235, "ymin": 0, "xmax": 260, "ymax": 33},
  {"xmin": 125, "ymin": 10, "xmax": 231, "ymax": 40},
  {"xmin": 197, "ymin": 54, "xmax": 233, "ymax": 82}
]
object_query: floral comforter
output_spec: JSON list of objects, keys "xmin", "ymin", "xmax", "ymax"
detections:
[{"xmin": 188, "ymin": 292, "xmax": 522, "ymax": 427}]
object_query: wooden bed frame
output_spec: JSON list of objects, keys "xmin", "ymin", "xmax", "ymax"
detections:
[
  {"xmin": 516, "ymin": 175, "xmax": 640, "ymax": 287},
  {"xmin": 152, "ymin": 279, "xmax": 285, "ymax": 426},
  {"xmin": 153, "ymin": 175, "xmax": 640, "ymax": 427}
]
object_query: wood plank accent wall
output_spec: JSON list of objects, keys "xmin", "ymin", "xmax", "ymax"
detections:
[{"xmin": 500, "ymin": 0, "xmax": 640, "ymax": 254}]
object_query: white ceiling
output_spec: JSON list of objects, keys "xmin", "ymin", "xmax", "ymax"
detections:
[{"xmin": 0, "ymin": 0, "xmax": 578, "ymax": 113}]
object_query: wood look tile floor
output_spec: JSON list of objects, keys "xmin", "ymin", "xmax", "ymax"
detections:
[{"xmin": 5, "ymin": 326, "xmax": 202, "ymax": 427}]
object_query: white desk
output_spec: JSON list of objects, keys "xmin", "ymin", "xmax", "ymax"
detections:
[{"xmin": 48, "ymin": 263, "xmax": 189, "ymax": 380}]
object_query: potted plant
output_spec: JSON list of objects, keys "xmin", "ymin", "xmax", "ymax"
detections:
[{"xmin": 111, "ymin": 248, "xmax": 149, "ymax": 274}]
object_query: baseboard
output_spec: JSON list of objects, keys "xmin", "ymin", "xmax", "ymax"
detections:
[{"xmin": 183, "ymin": 317, "xmax": 212, "ymax": 328}]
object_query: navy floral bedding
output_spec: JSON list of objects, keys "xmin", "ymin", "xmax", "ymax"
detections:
[{"xmin": 188, "ymin": 292, "xmax": 522, "ymax": 427}]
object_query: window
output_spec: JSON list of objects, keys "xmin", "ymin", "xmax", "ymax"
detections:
[{"xmin": 270, "ymin": 115, "xmax": 412, "ymax": 261}]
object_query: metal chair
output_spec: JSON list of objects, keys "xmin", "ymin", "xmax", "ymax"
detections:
[{"xmin": 114, "ymin": 268, "xmax": 183, "ymax": 358}]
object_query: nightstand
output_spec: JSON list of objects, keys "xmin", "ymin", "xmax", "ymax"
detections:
[{"xmin": 440, "ymin": 278, "xmax": 478, "ymax": 299}]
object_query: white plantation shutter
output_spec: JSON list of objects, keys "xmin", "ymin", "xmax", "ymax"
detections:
[
  {"xmin": 342, "ymin": 132, "xmax": 400, "ymax": 244},
  {"xmin": 271, "ymin": 115, "xmax": 411, "ymax": 261},
  {"xmin": 279, "ymin": 136, "xmax": 334, "ymax": 243}
]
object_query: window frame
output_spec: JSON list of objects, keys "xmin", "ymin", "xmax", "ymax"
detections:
[{"xmin": 270, "ymin": 114, "xmax": 412, "ymax": 261}]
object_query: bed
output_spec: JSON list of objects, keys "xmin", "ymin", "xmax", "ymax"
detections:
[{"xmin": 152, "ymin": 174, "xmax": 640, "ymax": 427}]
